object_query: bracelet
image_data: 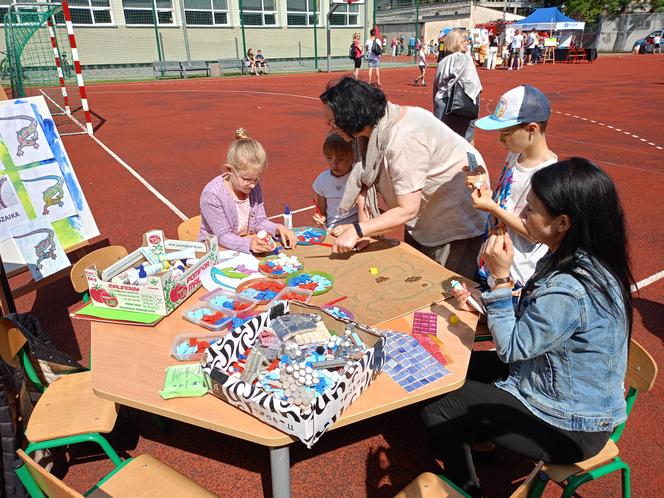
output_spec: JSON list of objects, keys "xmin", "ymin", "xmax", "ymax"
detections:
[{"xmin": 353, "ymin": 222, "xmax": 364, "ymax": 238}]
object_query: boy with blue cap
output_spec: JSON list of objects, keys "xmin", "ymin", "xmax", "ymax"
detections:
[{"xmin": 465, "ymin": 85, "xmax": 557, "ymax": 294}]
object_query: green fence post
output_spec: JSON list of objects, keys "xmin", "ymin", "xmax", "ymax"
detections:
[
  {"xmin": 239, "ymin": 0, "xmax": 247, "ymax": 60},
  {"xmin": 415, "ymin": 0, "xmax": 419, "ymax": 52},
  {"xmin": 372, "ymin": 0, "xmax": 376, "ymax": 27},
  {"xmin": 151, "ymin": 0, "xmax": 163, "ymax": 62},
  {"xmin": 313, "ymin": 0, "xmax": 318, "ymax": 70}
]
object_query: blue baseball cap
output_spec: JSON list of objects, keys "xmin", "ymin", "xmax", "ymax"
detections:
[{"xmin": 475, "ymin": 85, "xmax": 551, "ymax": 130}]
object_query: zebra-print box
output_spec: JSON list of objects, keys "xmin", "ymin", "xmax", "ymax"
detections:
[{"xmin": 201, "ymin": 301, "xmax": 386, "ymax": 448}]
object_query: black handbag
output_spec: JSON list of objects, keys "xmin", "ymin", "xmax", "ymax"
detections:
[{"xmin": 444, "ymin": 81, "xmax": 479, "ymax": 119}]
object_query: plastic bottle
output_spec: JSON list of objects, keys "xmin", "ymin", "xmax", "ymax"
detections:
[
  {"xmin": 137, "ymin": 267, "xmax": 148, "ymax": 285},
  {"xmin": 283, "ymin": 204, "xmax": 293, "ymax": 229},
  {"xmin": 256, "ymin": 230, "xmax": 277, "ymax": 252}
]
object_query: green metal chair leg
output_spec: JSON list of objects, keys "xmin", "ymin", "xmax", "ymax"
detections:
[
  {"xmin": 562, "ymin": 460, "xmax": 630, "ymax": 498},
  {"xmin": 526, "ymin": 471, "xmax": 549, "ymax": 498},
  {"xmin": 14, "ymin": 461, "xmax": 46, "ymax": 498},
  {"xmin": 25, "ymin": 433, "xmax": 122, "ymax": 467},
  {"xmin": 622, "ymin": 461, "xmax": 631, "ymax": 498}
]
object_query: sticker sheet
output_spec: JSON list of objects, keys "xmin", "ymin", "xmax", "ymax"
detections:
[
  {"xmin": 201, "ymin": 250, "xmax": 260, "ymax": 291},
  {"xmin": 19, "ymin": 162, "xmax": 77, "ymax": 223},
  {"xmin": 11, "ymin": 218, "xmax": 70, "ymax": 280},
  {"xmin": 0, "ymin": 175, "xmax": 28, "ymax": 241},
  {"xmin": 0, "ymin": 103, "xmax": 54, "ymax": 167}
]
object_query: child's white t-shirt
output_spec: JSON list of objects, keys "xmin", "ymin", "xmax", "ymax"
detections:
[
  {"xmin": 418, "ymin": 48, "xmax": 427, "ymax": 66},
  {"xmin": 512, "ymin": 34, "xmax": 524, "ymax": 49},
  {"xmin": 312, "ymin": 170, "xmax": 359, "ymax": 229},
  {"xmin": 490, "ymin": 151, "xmax": 558, "ymax": 286}
]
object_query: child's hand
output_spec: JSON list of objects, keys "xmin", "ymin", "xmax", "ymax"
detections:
[
  {"xmin": 250, "ymin": 236, "xmax": 272, "ymax": 254},
  {"xmin": 463, "ymin": 164, "xmax": 487, "ymax": 191},
  {"xmin": 312, "ymin": 213, "xmax": 326, "ymax": 227},
  {"xmin": 329, "ymin": 224, "xmax": 350, "ymax": 237},
  {"xmin": 276, "ymin": 225, "xmax": 297, "ymax": 249},
  {"xmin": 470, "ymin": 184, "xmax": 497, "ymax": 213}
]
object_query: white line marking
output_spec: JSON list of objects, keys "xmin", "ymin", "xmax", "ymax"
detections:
[
  {"xmin": 632, "ymin": 270, "xmax": 664, "ymax": 292},
  {"xmin": 41, "ymin": 90, "xmax": 189, "ymax": 220},
  {"xmin": 267, "ymin": 205, "xmax": 315, "ymax": 220}
]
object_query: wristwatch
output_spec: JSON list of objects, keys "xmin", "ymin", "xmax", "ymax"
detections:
[
  {"xmin": 488, "ymin": 275, "xmax": 512, "ymax": 290},
  {"xmin": 353, "ymin": 222, "xmax": 364, "ymax": 238}
]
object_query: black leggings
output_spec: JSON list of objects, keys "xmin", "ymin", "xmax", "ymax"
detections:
[{"xmin": 420, "ymin": 351, "xmax": 610, "ymax": 497}]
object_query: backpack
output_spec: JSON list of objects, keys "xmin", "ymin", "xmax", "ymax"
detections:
[
  {"xmin": 371, "ymin": 39, "xmax": 382, "ymax": 56},
  {"xmin": 349, "ymin": 43, "xmax": 356, "ymax": 60}
]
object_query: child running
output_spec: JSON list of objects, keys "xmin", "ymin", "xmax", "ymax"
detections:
[
  {"xmin": 414, "ymin": 42, "xmax": 428, "ymax": 86},
  {"xmin": 465, "ymin": 85, "xmax": 557, "ymax": 295},
  {"xmin": 312, "ymin": 133, "xmax": 359, "ymax": 230},
  {"xmin": 199, "ymin": 128, "xmax": 296, "ymax": 253}
]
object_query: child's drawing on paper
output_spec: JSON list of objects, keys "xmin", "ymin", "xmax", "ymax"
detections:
[
  {"xmin": 0, "ymin": 175, "xmax": 28, "ymax": 241},
  {"xmin": 20, "ymin": 163, "xmax": 77, "ymax": 222},
  {"xmin": 12, "ymin": 218, "xmax": 70, "ymax": 280},
  {"xmin": 0, "ymin": 103, "xmax": 54, "ymax": 167}
]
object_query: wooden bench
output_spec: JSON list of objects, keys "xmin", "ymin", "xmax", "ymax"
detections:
[
  {"xmin": 181, "ymin": 60, "xmax": 210, "ymax": 78},
  {"xmin": 218, "ymin": 58, "xmax": 248, "ymax": 76},
  {"xmin": 153, "ymin": 60, "xmax": 183, "ymax": 78}
]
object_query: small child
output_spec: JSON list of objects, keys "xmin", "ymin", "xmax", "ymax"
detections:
[
  {"xmin": 255, "ymin": 49, "xmax": 268, "ymax": 74},
  {"xmin": 199, "ymin": 128, "xmax": 296, "ymax": 254},
  {"xmin": 465, "ymin": 85, "xmax": 558, "ymax": 295},
  {"xmin": 312, "ymin": 133, "xmax": 359, "ymax": 229},
  {"xmin": 414, "ymin": 44, "xmax": 428, "ymax": 86}
]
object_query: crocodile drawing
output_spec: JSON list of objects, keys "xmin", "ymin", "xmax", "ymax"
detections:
[
  {"xmin": 14, "ymin": 228, "xmax": 57, "ymax": 270},
  {"xmin": 22, "ymin": 175, "xmax": 65, "ymax": 214},
  {"xmin": 0, "ymin": 176, "xmax": 8, "ymax": 209},
  {"xmin": 0, "ymin": 115, "xmax": 40, "ymax": 156}
]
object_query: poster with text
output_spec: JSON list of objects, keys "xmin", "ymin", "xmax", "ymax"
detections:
[
  {"xmin": 0, "ymin": 103, "xmax": 54, "ymax": 168},
  {"xmin": 0, "ymin": 175, "xmax": 28, "ymax": 241},
  {"xmin": 19, "ymin": 162, "xmax": 77, "ymax": 223},
  {"xmin": 12, "ymin": 218, "xmax": 70, "ymax": 281}
]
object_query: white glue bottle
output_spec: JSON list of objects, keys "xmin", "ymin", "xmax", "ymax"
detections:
[{"xmin": 256, "ymin": 230, "xmax": 277, "ymax": 252}]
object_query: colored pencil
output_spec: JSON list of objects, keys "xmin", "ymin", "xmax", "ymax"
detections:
[
  {"xmin": 323, "ymin": 296, "xmax": 347, "ymax": 306},
  {"xmin": 310, "ymin": 241, "xmax": 333, "ymax": 248},
  {"xmin": 312, "ymin": 198, "xmax": 323, "ymax": 216}
]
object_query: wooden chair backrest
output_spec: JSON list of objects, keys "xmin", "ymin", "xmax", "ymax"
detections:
[
  {"xmin": 17, "ymin": 449, "xmax": 84, "ymax": 498},
  {"xmin": 0, "ymin": 318, "xmax": 27, "ymax": 368},
  {"xmin": 626, "ymin": 338, "xmax": 658, "ymax": 393},
  {"xmin": 178, "ymin": 215, "xmax": 202, "ymax": 241},
  {"xmin": 69, "ymin": 246, "xmax": 128, "ymax": 294}
]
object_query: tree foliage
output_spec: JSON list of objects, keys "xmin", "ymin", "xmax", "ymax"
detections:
[{"xmin": 562, "ymin": 1, "xmax": 664, "ymax": 23}]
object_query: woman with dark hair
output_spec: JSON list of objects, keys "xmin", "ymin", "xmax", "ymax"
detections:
[
  {"xmin": 320, "ymin": 76, "xmax": 488, "ymax": 279},
  {"xmin": 421, "ymin": 158, "xmax": 634, "ymax": 497}
]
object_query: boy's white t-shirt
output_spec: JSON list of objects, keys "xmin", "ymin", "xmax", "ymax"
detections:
[
  {"xmin": 418, "ymin": 48, "xmax": 427, "ymax": 66},
  {"xmin": 512, "ymin": 34, "xmax": 524, "ymax": 49},
  {"xmin": 491, "ymin": 151, "xmax": 558, "ymax": 286},
  {"xmin": 312, "ymin": 170, "xmax": 359, "ymax": 229}
]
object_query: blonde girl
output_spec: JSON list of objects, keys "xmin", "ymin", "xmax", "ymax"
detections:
[
  {"xmin": 199, "ymin": 128, "xmax": 296, "ymax": 253},
  {"xmin": 351, "ymin": 32, "xmax": 363, "ymax": 79}
]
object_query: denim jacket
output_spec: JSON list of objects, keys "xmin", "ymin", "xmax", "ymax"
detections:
[{"xmin": 481, "ymin": 252, "xmax": 628, "ymax": 432}]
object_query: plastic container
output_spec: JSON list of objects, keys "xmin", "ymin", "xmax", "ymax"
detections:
[
  {"xmin": 170, "ymin": 331, "xmax": 228, "ymax": 361},
  {"xmin": 182, "ymin": 302, "xmax": 236, "ymax": 331},
  {"xmin": 199, "ymin": 288, "xmax": 258, "ymax": 312},
  {"xmin": 258, "ymin": 254, "xmax": 303, "ymax": 279},
  {"xmin": 236, "ymin": 278, "xmax": 286, "ymax": 305},
  {"xmin": 286, "ymin": 270, "xmax": 334, "ymax": 296},
  {"xmin": 321, "ymin": 305, "xmax": 354, "ymax": 321},
  {"xmin": 269, "ymin": 286, "xmax": 314, "ymax": 305},
  {"xmin": 294, "ymin": 226, "xmax": 327, "ymax": 246}
]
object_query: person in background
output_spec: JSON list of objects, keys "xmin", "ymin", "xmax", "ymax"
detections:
[
  {"xmin": 653, "ymin": 33, "xmax": 661, "ymax": 54},
  {"xmin": 414, "ymin": 41, "xmax": 429, "ymax": 86},
  {"xmin": 245, "ymin": 48, "xmax": 256, "ymax": 75},
  {"xmin": 365, "ymin": 29, "xmax": 383, "ymax": 87},
  {"xmin": 199, "ymin": 128, "xmax": 296, "ymax": 253},
  {"xmin": 433, "ymin": 29, "xmax": 483, "ymax": 143},
  {"xmin": 487, "ymin": 33, "xmax": 499, "ymax": 70},
  {"xmin": 312, "ymin": 133, "xmax": 358, "ymax": 230},
  {"xmin": 408, "ymin": 33, "xmax": 416, "ymax": 55},
  {"xmin": 391, "ymin": 36, "xmax": 398, "ymax": 57},
  {"xmin": 351, "ymin": 32, "xmax": 363, "ymax": 80},
  {"xmin": 421, "ymin": 158, "xmax": 633, "ymax": 497},
  {"xmin": 254, "ymin": 49, "xmax": 268, "ymax": 74}
]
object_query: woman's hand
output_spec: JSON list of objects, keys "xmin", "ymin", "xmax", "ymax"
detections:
[
  {"xmin": 250, "ymin": 236, "xmax": 272, "ymax": 254},
  {"xmin": 312, "ymin": 213, "xmax": 326, "ymax": 227},
  {"xmin": 329, "ymin": 224, "xmax": 350, "ymax": 237},
  {"xmin": 332, "ymin": 225, "xmax": 360, "ymax": 253},
  {"xmin": 481, "ymin": 232, "xmax": 514, "ymax": 279},
  {"xmin": 275, "ymin": 225, "xmax": 297, "ymax": 249}
]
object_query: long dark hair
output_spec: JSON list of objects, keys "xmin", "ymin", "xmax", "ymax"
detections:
[
  {"xmin": 528, "ymin": 157, "xmax": 635, "ymax": 332},
  {"xmin": 319, "ymin": 77, "xmax": 387, "ymax": 137}
]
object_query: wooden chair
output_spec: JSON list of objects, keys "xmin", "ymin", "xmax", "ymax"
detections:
[
  {"xmin": 178, "ymin": 215, "xmax": 201, "ymax": 241},
  {"xmin": 528, "ymin": 338, "xmax": 657, "ymax": 498},
  {"xmin": 70, "ymin": 245, "xmax": 128, "ymax": 301},
  {"xmin": 0, "ymin": 319, "xmax": 122, "ymax": 466},
  {"xmin": 395, "ymin": 461, "xmax": 543, "ymax": 498},
  {"xmin": 542, "ymin": 46, "xmax": 555, "ymax": 64},
  {"xmin": 15, "ymin": 449, "xmax": 217, "ymax": 498}
]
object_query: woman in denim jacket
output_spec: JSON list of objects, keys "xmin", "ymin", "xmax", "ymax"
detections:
[{"xmin": 421, "ymin": 158, "xmax": 634, "ymax": 497}]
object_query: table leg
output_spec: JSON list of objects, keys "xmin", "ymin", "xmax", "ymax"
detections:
[{"xmin": 270, "ymin": 445, "xmax": 291, "ymax": 498}]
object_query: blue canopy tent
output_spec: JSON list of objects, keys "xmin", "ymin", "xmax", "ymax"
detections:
[{"xmin": 514, "ymin": 7, "xmax": 585, "ymax": 31}]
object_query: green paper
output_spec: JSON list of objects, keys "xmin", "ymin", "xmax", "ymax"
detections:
[
  {"xmin": 73, "ymin": 303, "xmax": 162, "ymax": 324},
  {"xmin": 160, "ymin": 363, "xmax": 208, "ymax": 400}
]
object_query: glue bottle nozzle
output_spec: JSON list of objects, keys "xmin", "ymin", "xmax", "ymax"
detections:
[{"xmin": 284, "ymin": 204, "xmax": 290, "ymax": 215}]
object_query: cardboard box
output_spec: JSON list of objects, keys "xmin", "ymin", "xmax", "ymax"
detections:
[
  {"xmin": 84, "ymin": 229, "xmax": 219, "ymax": 315},
  {"xmin": 201, "ymin": 301, "xmax": 386, "ymax": 448}
]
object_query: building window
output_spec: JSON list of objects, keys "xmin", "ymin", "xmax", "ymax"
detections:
[
  {"xmin": 329, "ymin": 3, "xmax": 359, "ymax": 26},
  {"xmin": 53, "ymin": 0, "xmax": 114, "ymax": 26},
  {"xmin": 241, "ymin": 0, "xmax": 276, "ymax": 26},
  {"xmin": 286, "ymin": 0, "xmax": 319, "ymax": 27},
  {"xmin": 184, "ymin": 0, "xmax": 228, "ymax": 25},
  {"xmin": 123, "ymin": 0, "xmax": 174, "ymax": 26}
]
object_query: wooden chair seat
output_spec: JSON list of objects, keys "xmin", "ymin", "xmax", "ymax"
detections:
[
  {"xmin": 26, "ymin": 371, "xmax": 118, "ymax": 442},
  {"xmin": 541, "ymin": 439, "xmax": 619, "ymax": 483},
  {"xmin": 70, "ymin": 245, "xmax": 128, "ymax": 294},
  {"xmin": 178, "ymin": 215, "xmax": 202, "ymax": 241},
  {"xmin": 394, "ymin": 471, "xmax": 466, "ymax": 498},
  {"xmin": 87, "ymin": 454, "xmax": 217, "ymax": 497}
]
